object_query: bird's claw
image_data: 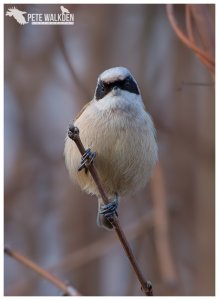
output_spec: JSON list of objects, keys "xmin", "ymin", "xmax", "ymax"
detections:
[
  {"xmin": 78, "ymin": 148, "xmax": 96, "ymax": 171},
  {"xmin": 68, "ymin": 124, "xmax": 79, "ymax": 141},
  {"xmin": 99, "ymin": 198, "xmax": 118, "ymax": 218}
]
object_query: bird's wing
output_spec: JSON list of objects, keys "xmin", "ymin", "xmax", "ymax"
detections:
[{"xmin": 74, "ymin": 101, "xmax": 92, "ymax": 122}]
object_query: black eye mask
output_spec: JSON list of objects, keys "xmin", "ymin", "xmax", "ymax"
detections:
[{"xmin": 95, "ymin": 76, "xmax": 140, "ymax": 100}]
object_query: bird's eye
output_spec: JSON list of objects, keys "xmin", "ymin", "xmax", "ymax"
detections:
[
  {"xmin": 124, "ymin": 80, "xmax": 130, "ymax": 87},
  {"xmin": 122, "ymin": 79, "xmax": 131, "ymax": 90},
  {"xmin": 95, "ymin": 81, "xmax": 109, "ymax": 100},
  {"xmin": 121, "ymin": 77, "xmax": 140, "ymax": 95}
]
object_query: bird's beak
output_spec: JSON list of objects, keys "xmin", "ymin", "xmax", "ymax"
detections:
[{"xmin": 112, "ymin": 86, "xmax": 120, "ymax": 96}]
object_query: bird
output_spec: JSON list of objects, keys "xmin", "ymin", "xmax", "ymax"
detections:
[
  {"xmin": 60, "ymin": 6, "xmax": 70, "ymax": 14},
  {"xmin": 5, "ymin": 7, "xmax": 28, "ymax": 25},
  {"xmin": 64, "ymin": 67, "xmax": 158, "ymax": 230}
]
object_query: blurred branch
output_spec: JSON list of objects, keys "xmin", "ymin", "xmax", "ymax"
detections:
[
  {"xmin": 150, "ymin": 163, "xmax": 177, "ymax": 286},
  {"xmin": 189, "ymin": 5, "xmax": 214, "ymax": 57},
  {"xmin": 185, "ymin": 5, "xmax": 194, "ymax": 42},
  {"xmin": 68, "ymin": 125, "xmax": 153, "ymax": 296},
  {"xmin": 186, "ymin": 5, "xmax": 215, "ymax": 75},
  {"xmin": 166, "ymin": 4, "xmax": 215, "ymax": 77},
  {"xmin": 56, "ymin": 27, "xmax": 91, "ymax": 99},
  {"xmin": 4, "ymin": 246, "xmax": 81, "ymax": 296},
  {"xmin": 6, "ymin": 210, "xmax": 154, "ymax": 296}
]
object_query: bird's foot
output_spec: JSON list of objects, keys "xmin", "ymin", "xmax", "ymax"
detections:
[
  {"xmin": 68, "ymin": 124, "xmax": 79, "ymax": 141},
  {"xmin": 99, "ymin": 197, "xmax": 119, "ymax": 219},
  {"xmin": 97, "ymin": 195, "xmax": 119, "ymax": 230},
  {"xmin": 78, "ymin": 148, "xmax": 96, "ymax": 172}
]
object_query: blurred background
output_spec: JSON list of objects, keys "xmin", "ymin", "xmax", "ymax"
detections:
[{"xmin": 4, "ymin": 4, "xmax": 215, "ymax": 296}]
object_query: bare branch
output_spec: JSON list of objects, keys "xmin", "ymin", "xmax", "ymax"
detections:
[
  {"xmin": 4, "ymin": 246, "xmax": 81, "ymax": 296},
  {"xmin": 69, "ymin": 125, "xmax": 153, "ymax": 296},
  {"xmin": 5, "ymin": 210, "xmax": 154, "ymax": 296},
  {"xmin": 189, "ymin": 4, "xmax": 215, "ymax": 58},
  {"xmin": 166, "ymin": 4, "xmax": 215, "ymax": 75}
]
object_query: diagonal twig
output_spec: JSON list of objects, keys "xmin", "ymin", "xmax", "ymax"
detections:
[
  {"xmin": 4, "ymin": 246, "xmax": 81, "ymax": 296},
  {"xmin": 166, "ymin": 4, "xmax": 215, "ymax": 74},
  {"xmin": 68, "ymin": 125, "xmax": 153, "ymax": 296}
]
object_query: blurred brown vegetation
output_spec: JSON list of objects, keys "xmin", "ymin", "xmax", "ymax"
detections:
[{"xmin": 4, "ymin": 4, "xmax": 215, "ymax": 296}]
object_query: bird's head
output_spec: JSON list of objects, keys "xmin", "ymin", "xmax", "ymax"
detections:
[{"xmin": 94, "ymin": 67, "xmax": 140, "ymax": 101}]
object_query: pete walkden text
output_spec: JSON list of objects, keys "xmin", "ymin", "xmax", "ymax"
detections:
[{"xmin": 27, "ymin": 13, "xmax": 74, "ymax": 23}]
